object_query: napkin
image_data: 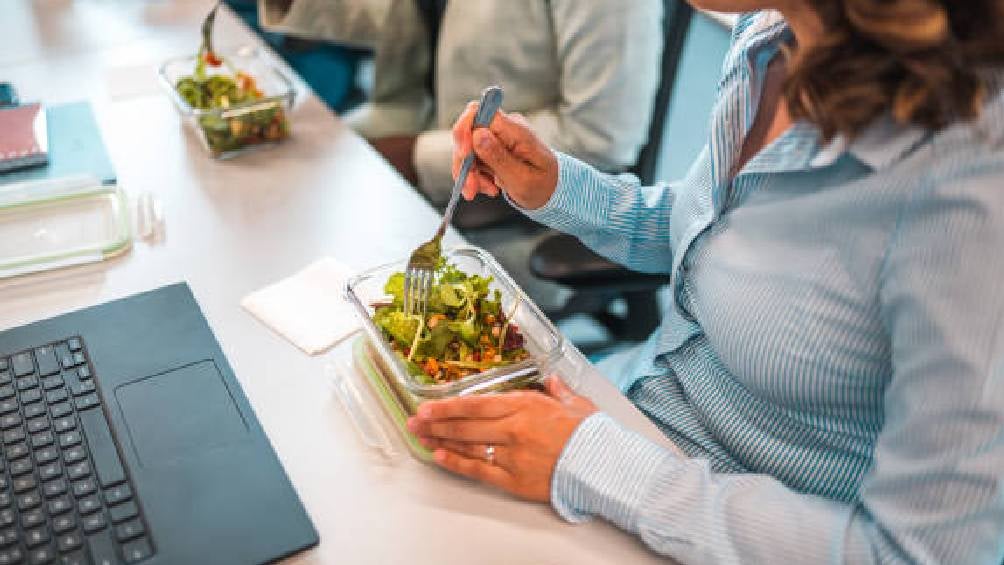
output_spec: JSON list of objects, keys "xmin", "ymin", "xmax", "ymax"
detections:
[
  {"xmin": 242, "ymin": 258, "xmax": 361, "ymax": 355},
  {"xmin": 104, "ymin": 64, "xmax": 164, "ymax": 101}
]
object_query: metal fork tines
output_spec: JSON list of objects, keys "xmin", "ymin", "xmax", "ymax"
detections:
[
  {"xmin": 402, "ymin": 85, "xmax": 504, "ymax": 317},
  {"xmin": 403, "ymin": 260, "xmax": 435, "ymax": 318}
]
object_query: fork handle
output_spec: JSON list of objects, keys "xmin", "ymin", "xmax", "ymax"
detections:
[
  {"xmin": 201, "ymin": 2, "xmax": 221, "ymax": 55},
  {"xmin": 436, "ymin": 86, "xmax": 504, "ymax": 238}
]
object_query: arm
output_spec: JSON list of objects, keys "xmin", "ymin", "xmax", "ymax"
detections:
[
  {"xmin": 412, "ymin": 0, "xmax": 663, "ymax": 196},
  {"xmin": 525, "ymin": 0, "xmax": 663, "ymax": 172},
  {"xmin": 261, "ymin": 0, "xmax": 432, "ymax": 140},
  {"xmin": 551, "ymin": 166, "xmax": 1004, "ymax": 563},
  {"xmin": 258, "ymin": 0, "xmax": 388, "ymax": 47},
  {"xmin": 450, "ymin": 107, "xmax": 679, "ymax": 274},
  {"xmin": 521, "ymin": 152, "xmax": 677, "ymax": 274}
]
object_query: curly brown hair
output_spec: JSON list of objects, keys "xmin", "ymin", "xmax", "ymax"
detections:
[{"xmin": 784, "ymin": 0, "xmax": 1004, "ymax": 141}]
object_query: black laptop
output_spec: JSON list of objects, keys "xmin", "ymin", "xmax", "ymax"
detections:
[{"xmin": 0, "ymin": 283, "xmax": 318, "ymax": 565}]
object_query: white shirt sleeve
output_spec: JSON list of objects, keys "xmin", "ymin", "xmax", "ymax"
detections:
[
  {"xmin": 412, "ymin": 0, "xmax": 665, "ymax": 197},
  {"xmin": 258, "ymin": 0, "xmax": 388, "ymax": 48},
  {"xmin": 525, "ymin": 0, "xmax": 664, "ymax": 172}
]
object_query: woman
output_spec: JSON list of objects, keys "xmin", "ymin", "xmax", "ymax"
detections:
[{"xmin": 407, "ymin": 1, "xmax": 1004, "ymax": 562}]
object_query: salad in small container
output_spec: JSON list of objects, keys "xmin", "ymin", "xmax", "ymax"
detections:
[{"xmin": 159, "ymin": 36, "xmax": 294, "ymax": 158}]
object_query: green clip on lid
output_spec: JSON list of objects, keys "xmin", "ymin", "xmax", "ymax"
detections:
[{"xmin": 0, "ymin": 175, "xmax": 132, "ymax": 279}]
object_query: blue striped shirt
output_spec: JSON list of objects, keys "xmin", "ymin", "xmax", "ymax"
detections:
[{"xmin": 520, "ymin": 11, "xmax": 1004, "ymax": 564}]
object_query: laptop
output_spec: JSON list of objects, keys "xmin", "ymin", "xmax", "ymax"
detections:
[{"xmin": 0, "ymin": 283, "xmax": 318, "ymax": 565}]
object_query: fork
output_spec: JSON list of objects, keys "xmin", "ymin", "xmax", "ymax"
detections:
[
  {"xmin": 200, "ymin": 2, "xmax": 220, "ymax": 60},
  {"xmin": 402, "ymin": 85, "xmax": 505, "ymax": 317}
]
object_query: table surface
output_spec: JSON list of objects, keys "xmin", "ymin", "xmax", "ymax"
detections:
[{"xmin": 0, "ymin": 2, "xmax": 677, "ymax": 563}]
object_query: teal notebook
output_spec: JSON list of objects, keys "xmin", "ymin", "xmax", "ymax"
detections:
[{"xmin": 0, "ymin": 101, "xmax": 116, "ymax": 186}]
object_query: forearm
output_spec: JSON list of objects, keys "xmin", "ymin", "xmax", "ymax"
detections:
[
  {"xmin": 412, "ymin": 129, "xmax": 454, "ymax": 200},
  {"xmin": 258, "ymin": 0, "xmax": 387, "ymax": 46},
  {"xmin": 517, "ymin": 153, "xmax": 675, "ymax": 274},
  {"xmin": 558, "ymin": 411, "xmax": 1004, "ymax": 564},
  {"xmin": 555, "ymin": 414, "xmax": 876, "ymax": 564},
  {"xmin": 539, "ymin": 0, "xmax": 663, "ymax": 172}
]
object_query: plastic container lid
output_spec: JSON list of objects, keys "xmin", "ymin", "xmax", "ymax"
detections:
[
  {"xmin": 350, "ymin": 335, "xmax": 432, "ymax": 463},
  {"xmin": 0, "ymin": 175, "xmax": 131, "ymax": 279},
  {"xmin": 344, "ymin": 246, "xmax": 567, "ymax": 401}
]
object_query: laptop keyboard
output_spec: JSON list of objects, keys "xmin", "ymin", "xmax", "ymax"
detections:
[{"xmin": 0, "ymin": 338, "xmax": 152, "ymax": 565}]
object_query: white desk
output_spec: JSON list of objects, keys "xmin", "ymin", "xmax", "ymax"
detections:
[{"xmin": 0, "ymin": 2, "xmax": 676, "ymax": 563}]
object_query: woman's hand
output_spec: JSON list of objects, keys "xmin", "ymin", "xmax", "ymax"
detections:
[
  {"xmin": 407, "ymin": 376, "xmax": 597, "ymax": 502},
  {"xmin": 451, "ymin": 102, "xmax": 559, "ymax": 210}
]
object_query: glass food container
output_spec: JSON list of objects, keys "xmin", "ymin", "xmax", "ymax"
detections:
[
  {"xmin": 158, "ymin": 47, "xmax": 294, "ymax": 159},
  {"xmin": 345, "ymin": 247, "xmax": 566, "ymax": 406}
]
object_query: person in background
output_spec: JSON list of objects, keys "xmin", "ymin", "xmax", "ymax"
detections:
[
  {"xmin": 258, "ymin": 0, "xmax": 663, "ymax": 205},
  {"xmin": 409, "ymin": 1, "xmax": 1004, "ymax": 562},
  {"xmin": 225, "ymin": 0, "xmax": 367, "ymax": 113}
]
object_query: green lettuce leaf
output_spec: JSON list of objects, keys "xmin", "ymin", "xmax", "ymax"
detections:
[
  {"xmin": 375, "ymin": 308, "xmax": 420, "ymax": 346},
  {"xmin": 438, "ymin": 262, "xmax": 467, "ymax": 284},
  {"xmin": 420, "ymin": 323, "xmax": 455, "ymax": 358},
  {"xmin": 467, "ymin": 275, "xmax": 493, "ymax": 297},
  {"xmin": 439, "ymin": 283, "xmax": 468, "ymax": 308},
  {"xmin": 383, "ymin": 272, "xmax": 405, "ymax": 306},
  {"xmin": 479, "ymin": 289, "xmax": 502, "ymax": 316},
  {"xmin": 448, "ymin": 316, "xmax": 480, "ymax": 347},
  {"xmin": 405, "ymin": 359, "xmax": 432, "ymax": 383}
]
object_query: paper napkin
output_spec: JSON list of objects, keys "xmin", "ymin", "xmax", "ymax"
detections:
[{"xmin": 242, "ymin": 258, "xmax": 360, "ymax": 355}]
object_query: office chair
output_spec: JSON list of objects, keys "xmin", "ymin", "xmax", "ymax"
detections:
[{"xmin": 528, "ymin": 0, "xmax": 695, "ymax": 347}]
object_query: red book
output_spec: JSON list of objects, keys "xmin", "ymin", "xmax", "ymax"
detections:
[{"xmin": 0, "ymin": 103, "xmax": 49, "ymax": 172}]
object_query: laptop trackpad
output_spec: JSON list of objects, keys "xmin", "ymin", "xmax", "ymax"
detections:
[{"xmin": 116, "ymin": 360, "xmax": 250, "ymax": 466}]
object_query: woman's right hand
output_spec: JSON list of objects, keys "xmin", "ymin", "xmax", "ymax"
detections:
[{"xmin": 451, "ymin": 102, "xmax": 559, "ymax": 210}]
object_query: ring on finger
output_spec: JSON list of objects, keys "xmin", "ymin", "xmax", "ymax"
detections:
[{"xmin": 484, "ymin": 444, "xmax": 496, "ymax": 465}]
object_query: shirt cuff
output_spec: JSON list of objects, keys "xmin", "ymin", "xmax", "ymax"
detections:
[
  {"xmin": 551, "ymin": 412, "xmax": 680, "ymax": 531},
  {"xmin": 413, "ymin": 129, "xmax": 456, "ymax": 204},
  {"xmin": 505, "ymin": 152, "xmax": 611, "ymax": 234}
]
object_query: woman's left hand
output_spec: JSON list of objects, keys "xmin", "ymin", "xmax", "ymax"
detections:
[{"xmin": 407, "ymin": 375, "xmax": 597, "ymax": 502}]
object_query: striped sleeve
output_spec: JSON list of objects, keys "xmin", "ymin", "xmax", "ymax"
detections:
[
  {"xmin": 550, "ymin": 412, "xmax": 877, "ymax": 564},
  {"xmin": 553, "ymin": 159, "xmax": 1004, "ymax": 563},
  {"xmin": 550, "ymin": 413, "xmax": 679, "ymax": 526},
  {"xmin": 517, "ymin": 152, "xmax": 676, "ymax": 274}
]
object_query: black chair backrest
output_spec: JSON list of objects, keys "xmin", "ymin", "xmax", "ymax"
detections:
[{"xmin": 630, "ymin": 0, "xmax": 695, "ymax": 185}]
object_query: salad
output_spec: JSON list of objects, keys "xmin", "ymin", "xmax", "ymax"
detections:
[
  {"xmin": 173, "ymin": 52, "xmax": 290, "ymax": 157},
  {"xmin": 373, "ymin": 260, "xmax": 530, "ymax": 384}
]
